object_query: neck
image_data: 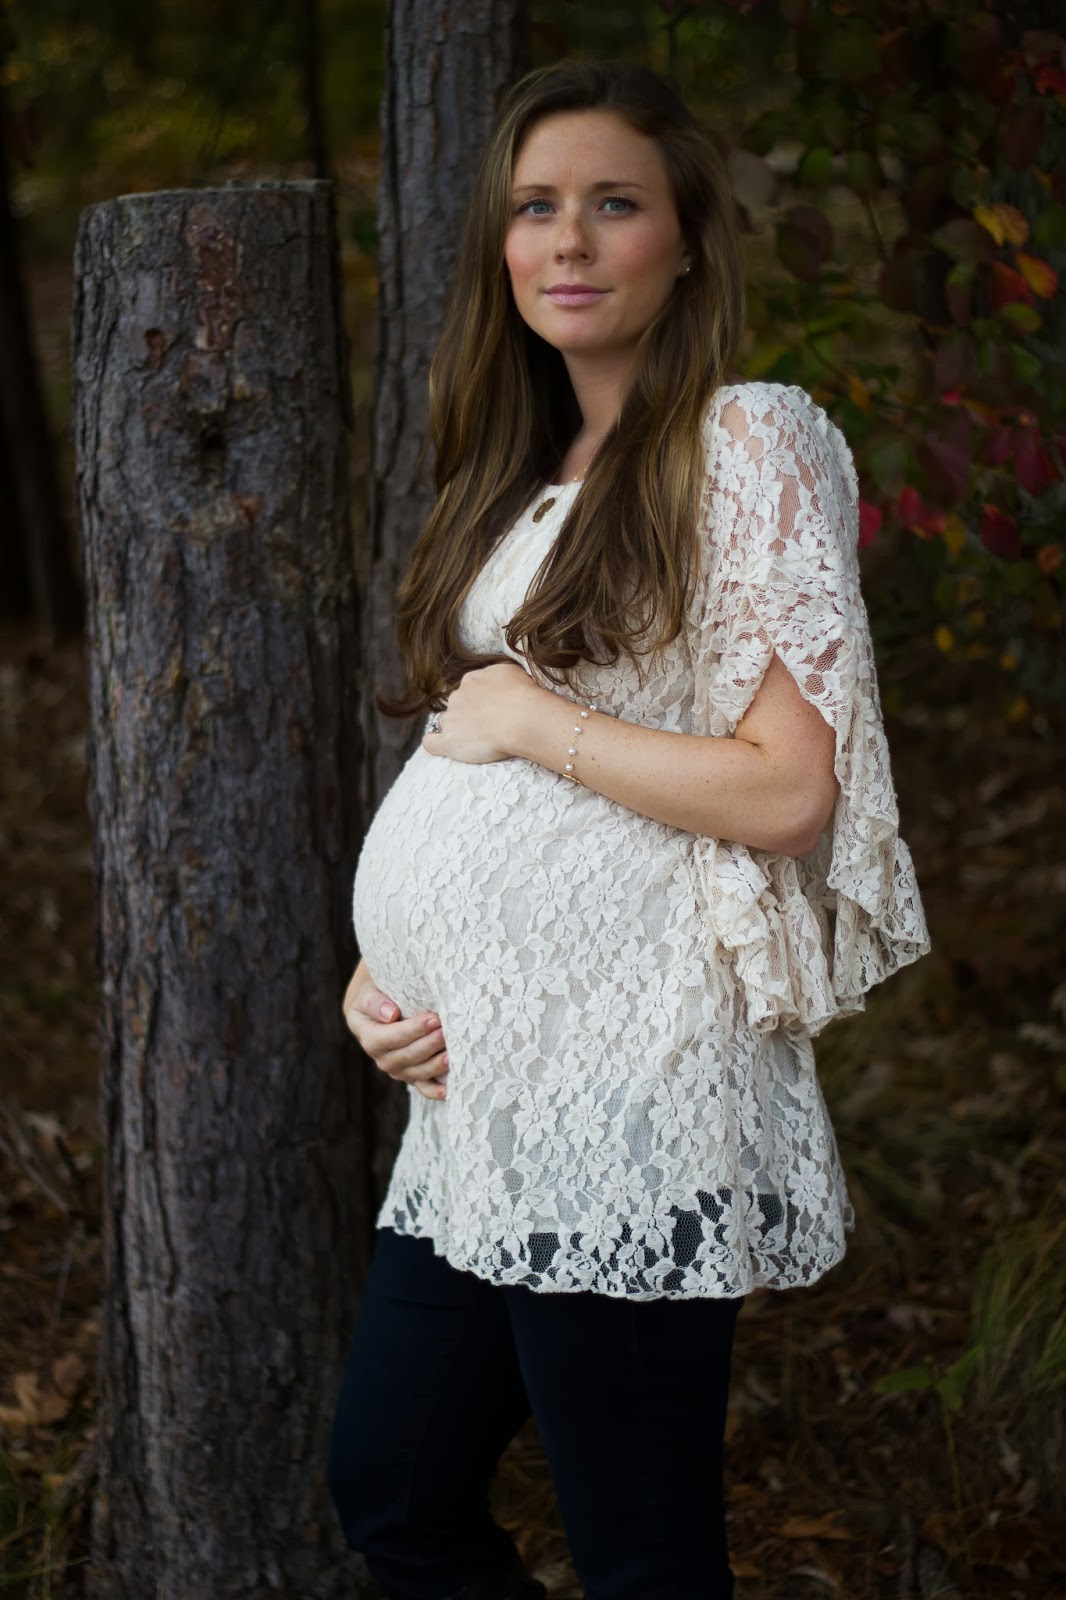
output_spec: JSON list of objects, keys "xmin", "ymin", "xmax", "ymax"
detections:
[{"xmin": 562, "ymin": 348, "xmax": 634, "ymax": 443}]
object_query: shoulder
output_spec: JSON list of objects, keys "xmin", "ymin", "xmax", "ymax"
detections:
[
  {"xmin": 701, "ymin": 381, "xmax": 857, "ymax": 497},
  {"xmin": 698, "ymin": 381, "xmax": 861, "ymax": 566}
]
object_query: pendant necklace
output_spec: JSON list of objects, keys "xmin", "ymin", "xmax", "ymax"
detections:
[{"xmin": 532, "ymin": 468, "xmax": 584, "ymax": 524}]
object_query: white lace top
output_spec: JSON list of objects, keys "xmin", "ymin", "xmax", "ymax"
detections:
[{"xmin": 352, "ymin": 381, "xmax": 931, "ymax": 1300}]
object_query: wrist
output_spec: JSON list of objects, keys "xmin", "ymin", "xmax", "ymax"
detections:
[{"xmin": 508, "ymin": 675, "xmax": 561, "ymax": 762}]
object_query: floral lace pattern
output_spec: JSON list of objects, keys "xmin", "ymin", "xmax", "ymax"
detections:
[{"xmin": 352, "ymin": 382, "xmax": 931, "ymax": 1299}]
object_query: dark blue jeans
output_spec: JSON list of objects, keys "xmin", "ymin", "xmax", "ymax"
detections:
[{"xmin": 327, "ymin": 1227, "xmax": 742, "ymax": 1600}]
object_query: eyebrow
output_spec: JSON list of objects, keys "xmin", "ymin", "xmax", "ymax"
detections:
[{"xmin": 511, "ymin": 180, "xmax": 649, "ymax": 194}]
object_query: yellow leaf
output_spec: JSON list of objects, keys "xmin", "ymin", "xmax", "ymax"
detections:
[
  {"xmin": 847, "ymin": 375, "xmax": 871, "ymax": 412},
  {"xmin": 1000, "ymin": 652, "xmax": 1017, "ymax": 670},
  {"xmin": 1008, "ymin": 694, "xmax": 1029, "ymax": 722},
  {"xmin": 973, "ymin": 202, "xmax": 1029, "ymax": 247},
  {"xmin": 941, "ymin": 514, "xmax": 967, "ymax": 555},
  {"xmin": 1017, "ymin": 252, "xmax": 1058, "ymax": 298},
  {"xmin": 935, "ymin": 625, "xmax": 955, "ymax": 653},
  {"xmin": 974, "ymin": 205, "xmax": 1004, "ymax": 244}
]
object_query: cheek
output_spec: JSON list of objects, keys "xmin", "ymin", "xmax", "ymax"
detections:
[
  {"xmin": 504, "ymin": 233, "xmax": 539, "ymax": 295},
  {"xmin": 620, "ymin": 230, "xmax": 682, "ymax": 296}
]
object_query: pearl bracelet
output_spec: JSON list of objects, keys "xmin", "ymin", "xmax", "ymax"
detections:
[{"xmin": 563, "ymin": 701, "xmax": 597, "ymax": 785}]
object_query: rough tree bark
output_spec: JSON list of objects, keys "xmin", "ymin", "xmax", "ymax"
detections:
[
  {"xmin": 0, "ymin": 69, "xmax": 81, "ymax": 632},
  {"xmin": 362, "ymin": 0, "xmax": 527, "ymax": 1196},
  {"xmin": 74, "ymin": 182, "xmax": 375, "ymax": 1599}
]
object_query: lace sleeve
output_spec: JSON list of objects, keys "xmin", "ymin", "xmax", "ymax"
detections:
[{"xmin": 691, "ymin": 384, "xmax": 931, "ymax": 1038}]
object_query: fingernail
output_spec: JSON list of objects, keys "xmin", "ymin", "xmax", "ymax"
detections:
[
  {"xmin": 425, "ymin": 1015, "xmax": 439, "ymax": 1031},
  {"xmin": 379, "ymin": 1002, "xmax": 395, "ymax": 1021},
  {"xmin": 440, "ymin": 1054, "xmax": 448, "ymax": 1068}
]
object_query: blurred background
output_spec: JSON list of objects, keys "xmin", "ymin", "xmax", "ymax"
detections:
[{"xmin": 1, "ymin": 2, "xmax": 1064, "ymax": 1596}]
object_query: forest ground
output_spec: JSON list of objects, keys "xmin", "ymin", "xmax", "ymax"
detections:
[{"xmin": 1, "ymin": 615, "xmax": 1063, "ymax": 1600}]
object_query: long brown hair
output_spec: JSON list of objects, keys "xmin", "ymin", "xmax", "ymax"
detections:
[{"xmin": 382, "ymin": 60, "xmax": 745, "ymax": 716}]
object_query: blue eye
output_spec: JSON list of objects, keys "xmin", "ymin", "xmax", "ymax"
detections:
[
  {"xmin": 517, "ymin": 198, "xmax": 552, "ymax": 216},
  {"xmin": 602, "ymin": 196, "xmax": 636, "ymax": 213}
]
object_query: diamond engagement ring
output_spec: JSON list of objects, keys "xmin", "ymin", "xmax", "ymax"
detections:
[{"xmin": 427, "ymin": 711, "xmax": 443, "ymax": 735}]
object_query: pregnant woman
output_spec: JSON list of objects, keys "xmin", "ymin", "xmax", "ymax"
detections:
[{"xmin": 328, "ymin": 59, "xmax": 930, "ymax": 1600}]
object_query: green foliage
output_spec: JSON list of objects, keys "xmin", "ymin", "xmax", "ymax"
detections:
[
  {"xmin": 969, "ymin": 1210, "xmax": 1066, "ymax": 1507},
  {"xmin": 4, "ymin": 0, "xmax": 385, "ymax": 250},
  {"xmin": 531, "ymin": 2, "xmax": 1065, "ymax": 704},
  {"xmin": 874, "ymin": 1346, "xmax": 981, "ymax": 1567},
  {"xmin": 7, "ymin": 0, "xmax": 1064, "ymax": 703},
  {"xmin": 872, "ymin": 1210, "xmax": 1066, "ymax": 1520},
  {"xmin": 874, "ymin": 1346, "xmax": 982, "ymax": 1411},
  {"xmin": 718, "ymin": 0, "xmax": 1066, "ymax": 707}
]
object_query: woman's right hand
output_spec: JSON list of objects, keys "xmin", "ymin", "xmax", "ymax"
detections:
[{"xmin": 342, "ymin": 960, "xmax": 449, "ymax": 1101}]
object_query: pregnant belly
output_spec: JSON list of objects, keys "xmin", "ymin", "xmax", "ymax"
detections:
[{"xmin": 352, "ymin": 747, "xmax": 700, "ymax": 1020}]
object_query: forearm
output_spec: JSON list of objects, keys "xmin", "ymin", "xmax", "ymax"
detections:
[{"xmin": 510, "ymin": 680, "xmax": 834, "ymax": 855}]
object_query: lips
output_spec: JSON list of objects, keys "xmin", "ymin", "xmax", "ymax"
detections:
[{"xmin": 546, "ymin": 286, "xmax": 608, "ymax": 305}]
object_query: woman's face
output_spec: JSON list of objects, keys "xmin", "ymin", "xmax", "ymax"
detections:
[{"xmin": 504, "ymin": 109, "xmax": 690, "ymax": 368}]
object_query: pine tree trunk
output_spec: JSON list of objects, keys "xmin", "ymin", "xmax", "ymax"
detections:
[
  {"xmin": 362, "ymin": 0, "xmax": 527, "ymax": 1196},
  {"xmin": 73, "ymin": 181, "xmax": 376, "ymax": 1599},
  {"xmin": 0, "ymin": 71, "xmax": 81, "ymax": 632}
]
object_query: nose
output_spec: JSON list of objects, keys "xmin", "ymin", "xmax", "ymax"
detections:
[{"xmin": 552, "ymin": 205, "xmax": 592, "ymax": 261}]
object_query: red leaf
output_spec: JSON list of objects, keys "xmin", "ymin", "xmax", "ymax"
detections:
[
  {"xmin": 859, "ymin": 501, "xmax": 883, "ymax": 547},
  {"xmin": 1034, "ymin": 63, "xmax": 1066, "ymax": 95},
  {"xmin": 1013, "ymin": 428, "xmax": 1060, "ymax": 494},
  {"xmin": 980, "ymin": 505, "xmax": 1022, "ymax": 560},
  {"xmin": 989, "ymin": 262, "xmax": 1035, "ymax": 309},
  {"xmin": 922, "ymin": 414, "xmax": 974, "ymax": 499},
  {"xmin": 898, "ymin": 486, "xmax": 929, "ymax": 527},
  {"xmin": 986, "ymin": 423, "xmax": 1015, "ymax": 465}
]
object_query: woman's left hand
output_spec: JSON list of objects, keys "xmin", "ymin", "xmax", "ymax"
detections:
[{"xmin": 423, "ymin": 661, "xmax": 537, "ymax": 765}]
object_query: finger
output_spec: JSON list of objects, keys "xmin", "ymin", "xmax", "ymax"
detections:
[
  {"xmin": 403, "ymin": 1052, "xmax": 449, "ymax": 1096},
  {"xmin": 392, "ymin": 1049, "xmax": 448, "ymax": 1084},
  {"xmin": 346, "ymin": 1000, "xmax": 438, "ymax": 1047},
  {"xmin": 355, "ymin": 984, "xmax": 402, "ymax": 1024},
  {"xmin": 378, "ymin": 1032, "xmax": 446, "ymax": 1078}
]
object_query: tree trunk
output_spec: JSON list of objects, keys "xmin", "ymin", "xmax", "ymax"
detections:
[
  {"xmin": 0, "ymin": 70, "xmax": 81, "ymax": 633},
  {"xmin": 362, "ymin": 0, "xmax": 527, "ymax": 1197},
  {"xmin": 73, "ymin": 181, "xmax": 376, "ymax": 1599},
  {"xmin": 300, "ymin": 0, "xmax": 331, "ymax": 182},
  {"xmin": 0, "ymin": 405, "xmax": 31, "ymax": 617}
]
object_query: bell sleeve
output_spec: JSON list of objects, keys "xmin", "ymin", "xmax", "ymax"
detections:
[{"xmin": 690, "ymin": 384, "xmax": 931, "ymax": 1039}]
